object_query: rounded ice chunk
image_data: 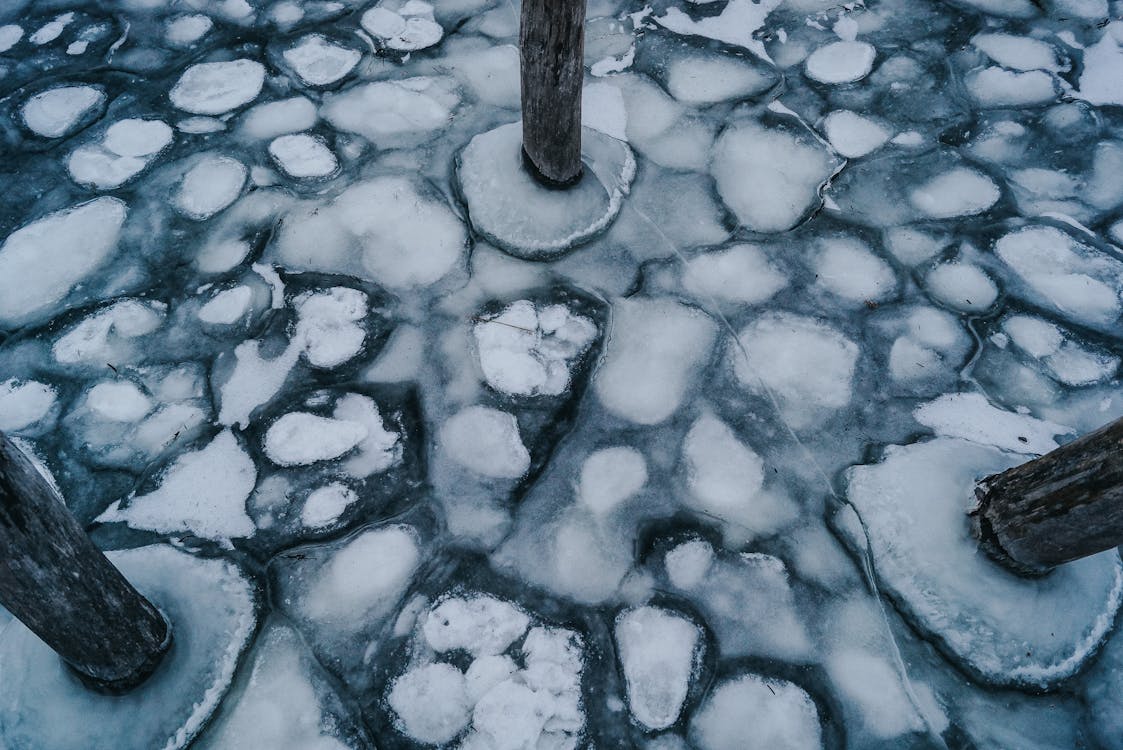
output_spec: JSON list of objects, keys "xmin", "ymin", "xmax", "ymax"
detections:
[
  {"xmin": 166, "ymin": 14, "xmax": 212, "ymax": 46},
  {"xmin": 268, "ymin": 134, "xmax": 338, "ymax": 178},
  {"xmin": 578, "ymin": 446, "xmax": 647, "ymax": 515},
  {"xmin": 0, "ymin": 545, "xmax": 256, "ymax": 750},
  {"xmin": 805, "ymin": 40, "xmax": 876, "ymax": 84},
  {"xmin": 908, "ymin": 167, "xmax": 1000, "ymax": 219},
  {"xmin": 294, "ymin": 287, "xmax": 368, "ymax": 367},
  {"xmin": 86, "ymin": 381, "xmax": 153, "ymax": 422},
  {"xmin": 966, "ymin": 67, "xmax": 1058, "ymax": 108},
  {"xmin": 924, "ymin": 262, "xmax": 998, "ymax": 312},
  {"xmin": 264, "ymin": 412, "xmax": 369, "ymax": 466},
  {"xmin": 683, "ymin": 244, "xmax": 787, "ymax": 305},
  {"xmin": 0, "ymin": 197, "xmax": 127, "ymax": 328},
  {"xmin": 665, "ymin": 53, "xmax": 775, "ymax": 104},
  {"xmin": 712, "ymin": 119, "xmax": 840, "ymax": 233},
  {"xmin": 689, "ymin": 673, "xmax": 822, "ymax": 750},
  {"xmin": 301, "ymin": 483, "xmax": 358, "ymax": 529},
  {"xmin": 733, "ymin": 313, "xmax": 859, "ymax": 430},
  {"xmin": 593, "ymin": 297, "xmax": 718, "ymax": 425},
  {"xmin": 271, "ymin": 176, "xmax": 467, "ymax": 290},
  {"xmin": 457, "ymin": 122, "xmax": 635, "ymax": 259},
  {"xmin": 0, "ymin": 379, "xmax": 56, "ymax": 432},
  {"xmin": 322, "ymin": 77, "xmax": 460, "ymax": 149},
  {"xmin": 360, "ymin": 1, "xmax": 443, "ymax": 51},
  {"xmin": 821, "ymin": 109, "xmax": 891, "ymax": 158},
  {"xmin": 388, "ymin": 663, "xmax": 471, "ymax": 744},
  {"xmin": 439, "ymin": 406, "xmax": 530, "ymax": 479},
  {"xmin": 615, "ymin": 606, "xmax": 701, "ymax": 730},
  {"xmin": 0, "ymin": 24, "xmax": 23, "ymax": 53},
  {"xmin": 845, "ymin": 438, "xmax": 1123, "ymax": 687},
  {"xmin": 472, "ymin": 300, "xmax": 598, "ymax": 397},
  {"xmin": 665, "ymin": 539, "xmax": 715, "ymax": 589},
  {"xmin": 423, "ymin": 595, "xmax": 530, "ymax": 655},
  {"xmin": 174, "ymin": 155, "xmax": 247, "ymax": 220},
  {"xmin": 104, "ymin": 118, "xmax": 173, "ymax": 156},
  {"xmin": 240, "ymin": 97, "xmax": 318, "ymax": 140},
  {"xmin": 282, "ymin": 34, "xmax": 360, "ymax": 87},
  {"xmin": 21, "ymin": 85, "xmax": 104, "ymax": 138},
  {"xmin": 170, "ymin": 59, "xmax": 265, "ymax": 115},
  {"xmin": 813, "ymin": 236, "xmax": 896, "ymax": 303}
]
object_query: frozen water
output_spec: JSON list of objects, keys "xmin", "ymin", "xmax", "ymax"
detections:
[
  {"xmin": 361, "ymin": 0, "xmax": 444, "ymax": 52},
  {"xmin": 269, "ymin": 134, "xmax": 338, "ymax": 179},
  {"xmin": 457, "ymin": 122, "xmax": 635, "ymax": 258},
  {"xmin": 847, "ymin": 438, "xmax": 1123, "ymax": 687},
  {"xmin": 174, "ymin": 154, "xmax": 247, "ymax": 220},
  {"xmin": 0, "ymin": 546, "xmax": 256, "ymax": 750},
  {"xmin": 170, "ymin": 60, "xmax": 265, "ymax": 115},
  {"xmin": 688, "ymin": 673, "xmax": 822, "ymax": 750},
  {"xmin": 804, "ymin": 40, "xmax": 876, "ymax": 84},
  {"xmin": 615, "ymin": 606, "xmax": 701, "ymax": 730},
  {"xmin": 3, "ymin": 0, "xmax": 1123, "ymax": 745},
  {"xmin": 98, "ymin": 429, "xmax": 256, "ymax": 540},
  {"xmin": 0, "ymin": 198, "xmax": 126, "ymax": 328},
  {"xmin": 733, "ymin": 313, "xmax": 859, "ymax": 429},
  {"xmin": 283, "ymin": 34, "xmax": 360, "ymax": 87},
  {"xmin": 439, "ymin": 406, "xmax": 530, "ymax": 479},
  {"xmin": 712, "ymin": 117, "xmax": 841, "ymax": 233},
  {"xmin": 21, "ymin": 85, "xmax": 104, "ymax": 138},
  {"xmin": 472, "ymin": 299, "xmax": 597, "ymax": 397},
  {"xmin": 594, "ymin": 297, "xmax": 717, "ymax": 425}
]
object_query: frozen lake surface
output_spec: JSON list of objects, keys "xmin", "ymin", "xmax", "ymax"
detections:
[{"xmin": 2, "ymin": 0, "xmax": 1123, "ymax": 747}]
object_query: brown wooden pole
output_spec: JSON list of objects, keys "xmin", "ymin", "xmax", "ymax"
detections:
[
  {"xmin": 971, "ymin": 416, "xmax": 1123, "ymax": 575},
  {"xmin": 520, "ymin": 0, "xmax": 586, "ymax": 187},
  {"xmin": 0, "ymin": 430, "xmax": 171, "ymax": 693}
]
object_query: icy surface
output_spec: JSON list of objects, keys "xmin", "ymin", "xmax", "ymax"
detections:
[{"xmin": 2, "ymin": 0, "xmax": 1123, "ymax": 746}]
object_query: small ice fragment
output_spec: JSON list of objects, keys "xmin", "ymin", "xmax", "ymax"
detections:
[
  {"xmin": 170, "ymin": 60, "xmax": 266, "ymax": 115},
  {"xmin": 472, "ymin": 300, "xmax": 598, "ymax": 397},
  {"xmin": 971, "ymin": 33, "xmax": 1061, "ymax": 71},
  {"xmin": 0, "ymin": 380, "xmax": 56, "ymax": 432},
  {"xmin": 805, "ymin": 40, "xmax": 876, "ymax": 83},
  {"xmin": 966, "ymin": 67, "xmax": 1057, "ymax": 107},
  {"xmin": 578, "ymin": 447, "xmax": 647, "ymax": 515},
  {"xmin": 924, "ymin": 262, "xmax": 998, "ymax": 313},
  {"xmin": 0, "ymin": 25, "xmax": 24, "ymax": 52},
  {"xmin": 822, "ymin": 110, "xmax": 891, "ymax": 158},
  {"xmin": 264, "ymin": 412, "xmax": 369, "ymax": 466},
  {"xmin": 294, "ymin": 287, "xmax": 367, "ymax": 368},
  {"xmin": 283, "ymin": 34, "xmax": 360, "ymax": 87},
  {"xmin": 733, "ymin": 313, "xmax": 859, "ymax": 429},
  {"xmin": 240, "ymin": 97, "xmax": 318, "ymax": 139},
  {"xmin": 909, "ymin": 167, "xmax": 1000, "ymax": 218},
  {"xmin": 86, "ymin": 381, "xmax": 152, "ymax": 422},
  {"xmin": 665, "ymin": 539, "xmax": 715, "ymax": 589},
  {"xmin": 914, "ymin": 392, "xmax": 1071, "ymax": 454},
  {"xmin": 594, "ymin": 298, "xmax": 717, "ymax": 425},
  {"xmin": 814, "ymin": 236, "xmax": 896, "ymax": 303},
  {"xmin": 98, "ymin": 430, "xmax": 256, "ymax": 540},
  {"xmin": 21, "ymin": 85, "xmax": 104, "ymax": 138},
  {"xmin": 30, "ymin": 13, "xmax": 74, "ymax": 45},
  {"xmin": 166, "ymin": 14, "xmax": 212, "ymax": 46},
  {"xmin": 198, "ymin": 286, "xmax": 253, "ymax": 325},
  {"xmin": 1077, "ymin": 22, "xmax": 1123, "ymax": 106},
  {"xmin": 174, "ymin": 155, "xmax": 247, "ymax": 220},
  {"xmin": 104, "ymin": 118, "xmax": 173, "ymax": 156},
  {"xmin": 300, "ymin": 483, "xmax": 358, "ymax": 529},
  {"xmin": 0, "ymin": 198, "xmax": 127, "ymax": 328},
  {"xmin": 689, "ymin": 674, "xmax": 822, "ymax": 750},
  {"xmin": 388, "ymin": 664, "xmax": 471, "ymax": 744},
  {"xmin": 439, "ymin": 406, "xmax": 530, "ymax": 479},
  {"xmin": 615, "ymin": 606, "xmax": 700, "ymax": 730},
  {"xmin": 269, "ymin": 134, "xmax": 338, "ymax": 179},
  {"xmin": 360, "ymin": 1, "xmax": 443, "ymax": 51},
  {"xmin": 683, "ymin": 244, "xmax": 787, "ymax": 305},
  {"xmin": 422, "ymin": 595, "xmax": 530, "ymax": 655}
]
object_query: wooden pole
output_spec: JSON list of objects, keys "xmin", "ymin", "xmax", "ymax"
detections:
[
  {"xmin": 972, "ymin": 416, "xmax": 1123, "ymax": 576},
  {"xmin": 0, "ymin": 430, "xmax": 171, "ymax": 693},
  {"xmin": 520, "ymin": 0, "xmax": 586, "ymax": 187}
]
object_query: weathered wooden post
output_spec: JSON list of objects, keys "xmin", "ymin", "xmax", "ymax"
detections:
[
  {"xmin": 972, "ymin": 415, "xmax": 1123, "ymax": 575},
  {"xmin": 0, "ymin": 430, "xmax": 171, "ymax": 692},
  {"xmin": 520, "ymin": 0, "xmax": 586, "ymax": 186}
]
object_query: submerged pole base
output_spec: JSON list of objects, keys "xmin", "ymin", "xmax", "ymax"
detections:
[
  {"xmin": 0, "ymin": 545, "xmax": 256, "ymax": 750},
  {"xmin": 67, "ymin": 610, "xmax": 174, "ymax": 695},
  {"xmin": 521, "ymin": 147, "xmax": 583, "ymax": 190}
]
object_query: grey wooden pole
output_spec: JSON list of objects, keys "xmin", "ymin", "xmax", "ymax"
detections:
[
  {"xmin": 0, "ymin": 430, "xmax": 171, "ymax": 693},
  {"xmin": 520, "ymin": 0, "xmax": 586, "ymax": 187},
  {"xmin": 972, "ymin": 415, "xmax": 1123, "ymax": 575}
]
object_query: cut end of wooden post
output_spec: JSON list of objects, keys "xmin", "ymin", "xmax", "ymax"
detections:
[
  {"xmin": 70, "ymin": 609, "xmax": 174, "ymax": 694},
  {"xmin": 521, "ymin": 146, "xmax": 584, "ymax": 189},
  {"xmin": 970, "ymin": 481, "xmax": 1053, "ymax": 578}
]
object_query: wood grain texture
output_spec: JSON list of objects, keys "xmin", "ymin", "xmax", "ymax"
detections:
[
  {"xmin": 972, "ymin": 416, "xmax": 1123, "ymax": 575},
  {"xmin": 0, "ymin": 431, "xmax": 171, "ymax": 693},
  {"xmin": 520, "ymin": 0, "xmax": 586, "ymax": 186}
]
